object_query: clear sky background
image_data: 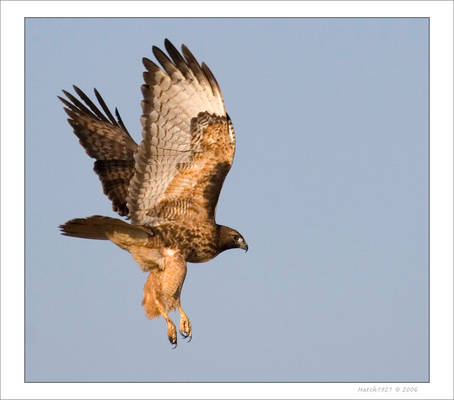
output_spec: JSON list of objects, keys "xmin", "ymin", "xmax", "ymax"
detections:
[{"xmin": 25, "ymin": 18, "xmax": 428, "ymax": 382}]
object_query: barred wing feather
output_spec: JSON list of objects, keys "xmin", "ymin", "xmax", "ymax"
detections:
[
  {"xmin": 59, "ymin": 87, "xmax": 138, "ymax": 216},
  {"xmin": 127, "ymin": 40, "xmax": 236, "ymax": 226}
]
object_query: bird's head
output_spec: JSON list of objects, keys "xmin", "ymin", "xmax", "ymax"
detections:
[{"xmin": 217, "ymin": 225, "xmax": 248, "ymax": 253}]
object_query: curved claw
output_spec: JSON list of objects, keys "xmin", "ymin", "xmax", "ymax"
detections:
[
  {"xmin": 180, "ymin": 330, "xmax": 192, "ymax": 342},
  {"xmin": 168, "ymin": 336, "xmax": 177, "ymax": 348},
  {"xmin": 178, "ymin": 307, "xmax": 192, "ymax": 342}
]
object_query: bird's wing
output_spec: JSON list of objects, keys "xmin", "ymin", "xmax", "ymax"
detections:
[
  {"xmin": 127, "ymin": 40, "xmax": 236, "ymax": 226},
  {"xmin": 59, "ymin": 86, "xmax": 138, "ymax": 216}
]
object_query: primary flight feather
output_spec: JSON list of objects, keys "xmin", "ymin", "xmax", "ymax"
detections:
[{"xmin": 59, "ymin": 39, "xmax": 248, "ymax": 347}]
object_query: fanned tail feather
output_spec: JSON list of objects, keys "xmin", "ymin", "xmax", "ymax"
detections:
[
  {"xmin": 59, "ymin": 215, "xmax": 151, "ymax": 243},
  {"xmin": 59, "ymin": 216, "xmax": 113, "ymax": 240}
]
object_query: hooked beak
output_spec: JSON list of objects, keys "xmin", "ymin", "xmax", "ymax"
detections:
[{"xmin": 240, "ymin": 240, "xmax": 248, "ymax": 252}]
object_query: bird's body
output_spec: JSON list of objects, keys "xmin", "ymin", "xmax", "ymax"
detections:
[
  {"xmin": 59, "ymin": 40, "xmax": 247, "ymax": 346},
  {"xmin": 148, "ymin": 222, "xmax": 217, "ymax": 263}
]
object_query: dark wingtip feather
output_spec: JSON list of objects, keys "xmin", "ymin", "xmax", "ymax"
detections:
[
  {"xmin": 62, "ymin": 89, "xmax": 74, "ymax": 99},
  {"xmin": 143, "ymin": 57, "xmax": 160, "ymax": 72},
  {"xmin": 152, "ymin": 45, "xmax": 178, "ymax": 76},
  {"xmin": 62, "ymin": 87, "xmax": 131, "ymax": 138},
  {"xmin": 63, "ymin": 107, "xmax": 75, "ymax": 118},
  {"xmin": 115, "ymin": 107, "xmax": 131, "ymax": 137},
  {"xmin": 62, "ymin": 88, "xmax": 97, "ymax": 118},
  {"xmin": 58, "ymin": 96, "xmax": 75, "ymax": 110},
  {"xmin": 151, "ymin": 45, "xmax": 160, "ymax": 58},
  {"xmin": 164, "ymin": 39, "xmax": 179, "ymax": 58},
  {"xmin": 72, "ymin": 86, "xmax": 108, "ymax": 122},
  {"xmin": 201, "ymin": 62, "xmax": 221, "ymax": 98},
  {"xmin": 181, "ymin": 44, "xmax": 206, "ymax": 85},
  {"xmin": 72, "ymin": 85, "xmax": 87, "ymax": 101},
  {"xmin": 93, "ymin": 88, "xmax": 117, "ymax": 126},
  {"xmin": 152, "ymin": 46, "xmax": 169, "ymax": 63},
  {"xmin": 164, "ymin": 39, "xmax": 193, "ymax": 80}
]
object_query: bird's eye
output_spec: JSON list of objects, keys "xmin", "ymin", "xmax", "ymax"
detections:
[{"xmin": 234, "ymin": 235, "xmax": 241, "ymax": 242}]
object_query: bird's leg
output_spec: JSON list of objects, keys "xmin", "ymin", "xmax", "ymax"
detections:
[
  {"xmin": 164, "ymin": 314, "xmax": 178, "ymax": 348},
  {"xmin": 178, "ymin": 304, "xmax": 192, "ymax": 342},
  {"xmin": 163, "ymin": 312, "xmax": 177, "ymax": 348},
  {"xmin": 156, "ymin": 303, "xmax": 177, "ymax": 347}
]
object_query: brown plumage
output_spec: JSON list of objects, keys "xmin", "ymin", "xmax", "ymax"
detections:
[{"xmin": 59, "ymin": 40, "xmax": 248, "ymax": 347}]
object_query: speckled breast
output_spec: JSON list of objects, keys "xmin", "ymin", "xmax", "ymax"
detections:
[{"xmin": 153, "ymin": 222, "xmax": 219, "ymax": 263}]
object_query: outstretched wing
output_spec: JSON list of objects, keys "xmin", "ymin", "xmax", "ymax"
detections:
[
  {"xmin": 59, "ymin": 87, "xmax": 138, "ymax": 216},
  {"xmin": 127, "ymin": 39, "xmax": 236, "ymax": 226}
]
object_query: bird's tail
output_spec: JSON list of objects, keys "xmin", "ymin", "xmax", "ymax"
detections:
[
  {"xmin": 59, "ymin": 215, "xmax": 143, "ymax": 240},
  {"xmin": 60, "ymin": 216, "xmax": 113, "ymax": 239}
]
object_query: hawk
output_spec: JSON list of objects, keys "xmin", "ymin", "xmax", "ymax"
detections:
[{"xmin": 59, "ymin": 39, "xmax": 248, "ymax": 347}]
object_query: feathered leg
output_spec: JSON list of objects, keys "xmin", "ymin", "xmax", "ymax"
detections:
[
  {"xmin": 142, "ymin": 271, "xmax": 177, "ymax": 347},
  {"xmin": 142, "ymin": 251, "xmax": 187, "ymax": 348}
]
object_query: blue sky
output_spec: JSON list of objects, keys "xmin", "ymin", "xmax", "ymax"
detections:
[{"xmin": 25, "ymin": 18, "xmax": 428, "ymax": 382}]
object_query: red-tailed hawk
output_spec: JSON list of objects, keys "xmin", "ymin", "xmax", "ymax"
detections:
[{"xmin": 59, "ymin": 40, "xmax": 248, "ymax": 347}]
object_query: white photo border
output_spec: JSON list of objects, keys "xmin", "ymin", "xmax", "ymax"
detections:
[{"xmin": 1, "ymin": 1, "xmax": 452, "ymax": 399}]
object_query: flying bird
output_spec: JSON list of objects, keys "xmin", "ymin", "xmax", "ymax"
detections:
[{"xmin": 59, "ymin": 39, "xmax": 248, "ymax": 347}]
